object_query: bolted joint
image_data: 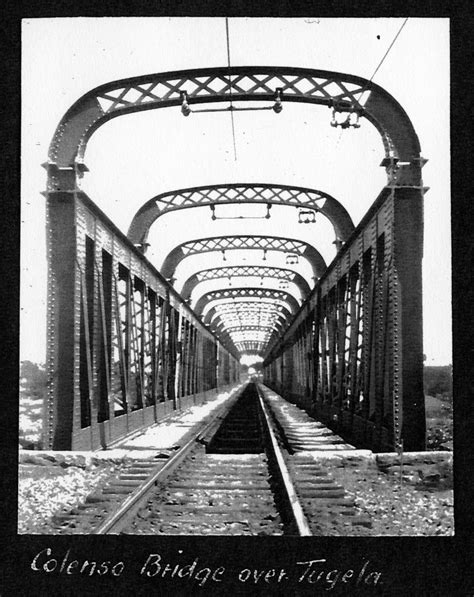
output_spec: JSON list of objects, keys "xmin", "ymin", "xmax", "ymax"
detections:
[
  {"xmin": 382, "ymin": 157, "xmax": 424, "ymax": 187},
  {"xmin": 43, "ymin": 163, "xmax": 79, "ymax": 193}
]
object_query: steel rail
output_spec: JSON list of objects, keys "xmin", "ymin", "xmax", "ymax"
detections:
[
  {"xmin": 256, "ymin": 385, "xmax": 312, "ymax": 536},
  {"xmin": 94, "ymin": 382, "xmax": 311, "ymax": 536},
  {"xmin": 93, "ymin": 385, "xmax": 245, "ymax": 534}
]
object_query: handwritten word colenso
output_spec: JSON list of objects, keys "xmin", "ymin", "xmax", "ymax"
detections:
[{"xmin": 30, "ymin": 549, "xmax": 383, "ymax": 589}]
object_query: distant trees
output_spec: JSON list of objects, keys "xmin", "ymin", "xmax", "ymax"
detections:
[
  {"xmin": 424, "ymin": 365, "xmax": 452, "ymax": 398},
  {"xmin": 20, "ymin": 361, "xmax": 47, "ymax": 401}
]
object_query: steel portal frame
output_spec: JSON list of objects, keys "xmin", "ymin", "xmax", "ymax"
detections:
[
  {"xmin": 194, "ymin": 287, "xmax": 300, "ymax": 318},
  {"xmin": 180, "ymin": 265, "xmax": 311, "ymax": 302},
  {"xmin": 47, "ymin": 66, "xmax": 422, "ymax": 187},
  {"xmin": 127, "ymin": 183, "xmax": 355, "ymax": 248},
  {"xmin": 160, "ymin": 235, "xmax": 327, "ymax": 281}
]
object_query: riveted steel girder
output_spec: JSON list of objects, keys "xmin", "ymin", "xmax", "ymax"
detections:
[
  {"xmin": 210, "ymin": 312, "xmax": 288, "ymax": 340},
  {"xmin": 215, "ymin": 323, "xmax": 280, "ymax": 335},
  {"xmin": 213, "ymin": 318, "xmax": 285, "ymax": 335},
  {"xmin": 204, "ymin": 302, "xmax": 293, "ymax": 326},
  {"xmin": 47, "ymin": 66, "xmax": 423, "ymax": 191},
  {"xmin": 127, "ymin": 183, "xmax": 355, "ymax": 247},
  {"xmin": 215, "ymin": 323, "xmax": 283, "ymax": 347},
  {"xmin": 220, "ymin": 328, "xmax": 275, "ymax": 345},
  {"xmin": 194, "ymin": 287, "xmax": 300, "ymax": 318},
  {"xmin": 180, "ymin": 265, "xmax": 311, "ymax": 301},
  {"xmin": 235, "ymin": 340, "xmax": 267, "ymax": 353},
  {"xmin": 160, "ymin": 235, "xmax": 326, "ymax": 280}
]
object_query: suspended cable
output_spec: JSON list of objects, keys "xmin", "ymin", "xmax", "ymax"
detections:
[
  {"xmin": 355, "ymin": 17, "xmax": 409, "ymax": 106},
  {"xmin": 225, "ymin": 17, "xmax": 238, "ymax": 161},
  {"xmin": 334, "ymin": 18, "xmax": 409, "ymax": 137},
  {"xmin": 367, "ymin": 18, "xmax": 408, "ymax": 85}
]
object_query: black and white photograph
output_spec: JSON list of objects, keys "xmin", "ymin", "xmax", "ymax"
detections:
[{"xmin": 18, "ymin": 16, "xmax": 453, "ymax": 545}]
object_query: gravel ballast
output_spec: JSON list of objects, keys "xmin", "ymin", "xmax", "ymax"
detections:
[
  {"xmin": 19, "ymin": 383, "xmax": 454, "ymax": 536},
  {"xmin": 18, "ymin": 461, "xmax": 118, "ymax": 534}
]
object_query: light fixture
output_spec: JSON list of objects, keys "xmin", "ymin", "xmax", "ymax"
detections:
[
  {"xmin": 272, "ymin": 88, "xmax": 283, "ymax": 113},
  {"xmin": 298, "ymin": 209, "xmax": 317, "ymax": 224},
  {"xmin": 179, "ymin": 89, "xmax": 284, "ymax": 116},
  {"xmin": 180, "ymin": 91, "xmax": 191, "ymax": 117},
  {"xmin": 209, "ymin": 202, "xmax": 272, "ymax": 221},
  {"xmin": 330, "ymin": 103, "xmax": 361, "ymax": 129},
  {"xmin": 286, "ymin": 253, "xmax": 299, "ymax": 265}
]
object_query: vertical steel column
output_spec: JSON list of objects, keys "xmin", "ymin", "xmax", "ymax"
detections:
[
  {"xmin": 174, "ymin": 308, "xmax": 184, "ymax": 407},
  {"xmin": 392, "ymin": 187, "xmax": 425, "ymax": 451},
  {"xmin": 45, "ymin": 171, "xmax": 78, "ymax": 449}
]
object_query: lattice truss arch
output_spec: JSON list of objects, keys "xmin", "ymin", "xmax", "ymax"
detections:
[
  {"xmin": 216, "ymin": 324, "xmax": 281, "ymax": 335},
  {"xmin": 180, "ymin": 265, "xmax": 310, "ymax": 301},
  {"xmin": 127, "ymin": 183, "xmax": 355, "ymax": 248},
  {"xmin": 160, "ymin": 235, "xmax": 327, "ymax": 280},
  {"xmin": 194, "ymin": 287, "xmax": 300, "ymax": 317},
  {"xmin": 205, "ymin": 301, "xmax": 290, "ymax": 354},
  {"xmin": 180, "ymin": 265, "xmax": 311, "ymax": 301},
  {"xmin": 235, "ymin": 340, "xmax": 268, "ymax": 354},
  {"xmin": 213, "ymin": 316, "xmax": 286, "ymax": 334},
  {"xmin": 204, "ymin": 302, "xmax": 292, "ymax": 326},
  {"xmin": 47, "ymin": 66, "xmax": 424, "ymax": 191},
  {"xmin": 223, "ymin": 327, "xmax": 276, "ymax": 341},
  {"xmin": 214, "ymin": 321, "xmax": 283, "ymax": 343}
]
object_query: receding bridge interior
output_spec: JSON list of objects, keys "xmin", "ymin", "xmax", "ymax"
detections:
[{"xmin": 44, "ymin": 64, "xmax": 427, "ymax": 453}]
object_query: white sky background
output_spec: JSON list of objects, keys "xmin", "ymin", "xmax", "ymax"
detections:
[{"xmin": 21, "ymin": 17, "xmax": 451, "ymax": 365}]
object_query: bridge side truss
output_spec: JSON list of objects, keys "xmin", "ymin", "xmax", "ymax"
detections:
[
  {"xmin": 45, "ymin": 192, "xmax": 240, "ymax": 450},
  {"xmin": 263, "ymin": 187, "xmax": 425, "ymax": 452}
]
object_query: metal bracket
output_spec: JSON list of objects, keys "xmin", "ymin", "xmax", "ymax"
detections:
[
  {"xmin": 329, "ymin": 100, "xmax": 362, "ymax": 129},
  {"xmin": 298, "ymin": 208, "xmax": 316, "ymax": 224},
  {"xmin": 180, "ymin": 89, "xmax": 284, "ymax": 116},
  {"xmin": 210, "ymin": 203, "xmax": 272, "ymax": 221}
]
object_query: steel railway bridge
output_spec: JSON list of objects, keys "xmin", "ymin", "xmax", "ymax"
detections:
[{"xmin": 44, "ymin": 66, "xmax": 426, "ymax": 452}]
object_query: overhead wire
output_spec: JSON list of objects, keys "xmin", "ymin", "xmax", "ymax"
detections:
[
  {"xmin": 364, "ymin": 18, "xmax": 409, "ymax": 90},
  {"xmin": 225, "ymin": 17, "xmax": 238, "ymax": 161},
  {"xmin": 334, "ymin": 17, "xmax": 409, "ymax": 149}
]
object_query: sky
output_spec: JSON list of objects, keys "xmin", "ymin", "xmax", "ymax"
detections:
[{"xmin": 21, "ymin": 17, "xmax": 451, "ymax": 366}]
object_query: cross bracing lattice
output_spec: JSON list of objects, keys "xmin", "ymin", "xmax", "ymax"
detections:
[
  {"xmin": 181, "ymin": 265, "xmax": 311, "ymax": 301},
  {"xmin": 194, "ymin": 287, "xmax": 300, "ymax": 317},
  {"xmin": 160, "ymin": 235, "xmax": 327, "ymax": 280},
  {"xmin": 49, "ymin": 66, "xmax": 424, "ymax": 192},
  {"xmin": 128, "ymin": 183, "xmax": 355, "ymax": 246}
]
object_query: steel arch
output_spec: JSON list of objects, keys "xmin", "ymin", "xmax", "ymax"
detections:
[
  {"xmin": 209, "ymin": 313, "xmax": 288, "ymax": 336},
  {"xmin": 219, "ymin": 328, "xmax": 276, "ymax": 344},
  {"xmin": 204, "ymin": 303, "xmax": 293, "ymax": 326},
  {"xmin": 194, "ymin": 287, "xmax": 300, "ymax": 317},
  {"xmin": 160, "ymin": 235, "xmax": 327, "ymax": 280},
  {"xmin": 47, "ymin": 66, "xmax": 422, "ymax": 190},
  {"xmin": 127, "ymin": 183, "xmax": 355, "ymax": 247},
  {"xmin": 180, "ymin": 265, "xmax": 311, "ymax": 301},
  {"xmin": 214, "ymin": 321, "xmax": 286, "ymax": 344},
  {"xmin": 213, "ymin": 318, "xmax": 286, "ymax": 335},
  {"xmin": 215, "ymin": 323, "xmax": 281, "ymax": 335},
  {"xmin": 235, "ymin": 340, "xmax": 267, "ymax": 353}
]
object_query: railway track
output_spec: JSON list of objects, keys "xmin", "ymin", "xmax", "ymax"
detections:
[{"xmin": 50, "ymin": 383, "xmax": 372, "ymax": 535}]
